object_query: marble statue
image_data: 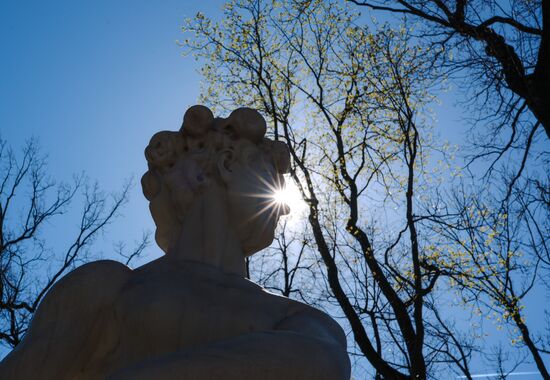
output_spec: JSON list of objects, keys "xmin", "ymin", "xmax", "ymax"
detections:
[{"xmin": 0, "ymin": 105, "xmax": 351, "ymax": 380}]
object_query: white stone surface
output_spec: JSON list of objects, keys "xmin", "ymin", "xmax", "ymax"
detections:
[{"xmin": 0, "ymin": 106, "xmax": 351, "ymax": 380}]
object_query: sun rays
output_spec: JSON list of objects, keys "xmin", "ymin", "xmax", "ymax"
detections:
[
  {"xmin": 238, "ymin": 171, "xmax": 307, "ymax": 231},
  {"xmin": 271, "ymin": 181, "xmax": 306, "ymax": 215}
]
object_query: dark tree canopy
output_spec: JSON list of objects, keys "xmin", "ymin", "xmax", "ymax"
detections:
[{"xmin": 350, "ymin": 0, "xmax": 548, "ymax": 139}]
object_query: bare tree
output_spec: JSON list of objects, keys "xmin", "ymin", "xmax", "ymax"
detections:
[
  {"xmin": 427, "ymin": 182, "xmax": 550, "ymax": 379},
  {"xmin": 247, "ymin": 219, "xmax": 320, "ymax": 303},
  {"xmin": 182, "ymin": 1, "xmax": 472, "ymax": 378},
  {"xmin": 346, "ymin": 0, "xmax": 550, "ymax": 376},
  {"xmin": 0, "ymin": 138, "xmax": 149, "ymax": 348},
  {"xmin": 347, "ymin": 0, "xmax": 549, "ymax": 222},
  {"xmin": 349, "ymin": 0, "xmax": 548, "ymax": 138}
]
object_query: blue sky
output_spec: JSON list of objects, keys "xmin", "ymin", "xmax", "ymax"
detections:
[
  {"xmin": 0, "ymin": 0, "xmax": 466, "ymax": 261},
  {"xmin": 1, "ymin": 0, "xmax": 546, "ymax": 378},
  {"xmin": 0, "ymin": 0, "xmax": 227, "ymax": 264}
]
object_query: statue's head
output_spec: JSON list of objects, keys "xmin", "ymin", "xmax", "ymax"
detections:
[{"xmin": 141, "ymin": 105, "xmax": 290, "ymax": 257}]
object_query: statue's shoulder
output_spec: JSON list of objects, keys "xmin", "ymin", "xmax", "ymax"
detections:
[
  {"xmin": 278, "ymin": 298, "xmax": 347, "ymax": 348},
  {"xmin": 51, "ymin": 260, "xmax": 132, "ymax": 295},
  {"xmin": 0, "ymin": 261, "xmax": 133, "ymax": 380},
  {"xmin": 37, "ymin": 260, "xmax": 132, "ymax": 317},
  {"xmin": 60, "ymin": 259, "xmax": 132, "ymax": 283}
]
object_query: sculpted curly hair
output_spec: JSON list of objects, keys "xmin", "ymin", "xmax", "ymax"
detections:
[{"xmin": 141, "ymin": 105, "xmax": 290, "ymax": 254}]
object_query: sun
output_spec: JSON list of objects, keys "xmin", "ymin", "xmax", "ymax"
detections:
[{"xmin": 271, "ymin": 179, "xmax": 307, "ymax": 216}]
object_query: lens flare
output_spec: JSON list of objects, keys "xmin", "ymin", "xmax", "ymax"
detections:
[{"xmin": 271, "ymin": 181, "xmax": 306, "ymax": 215}]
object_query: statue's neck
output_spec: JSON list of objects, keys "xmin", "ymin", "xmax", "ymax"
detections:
[{"xmin": 166, "ymin": 186, "xmax": 246, "ymax": 277}]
